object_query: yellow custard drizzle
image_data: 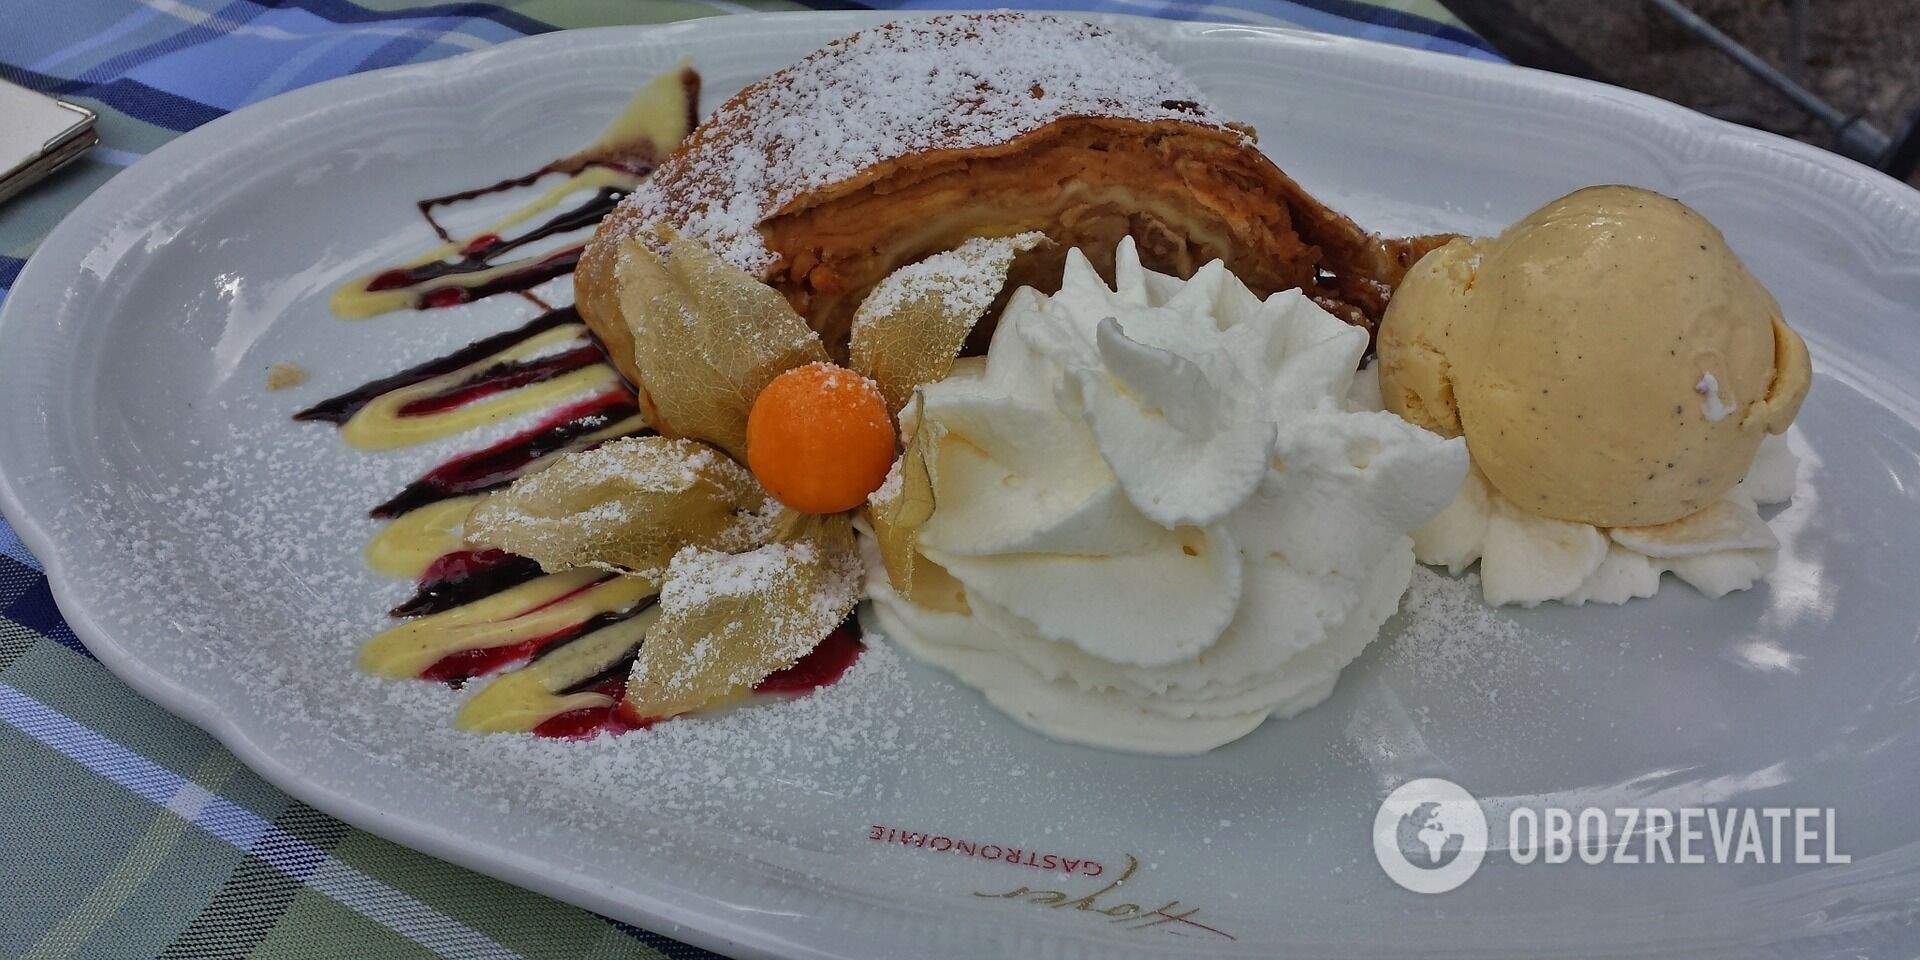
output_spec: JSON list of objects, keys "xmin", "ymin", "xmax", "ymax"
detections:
[
  {"xmin": 358, "ymin": 570, "xmax": 657, "ymax": 679},
  {"xmin": 328, "ymin": 64, "xmax": 698, "ymax": 321},
  {"xmin": 337, "ymin": 322, "xmax": 624, "ymax": 450},
  {"xmin": 363, "ymin": 496, "xmax": 485, "ymax": 578},
  {"xmin": 315, "ymin": 62, "xmax": 721, "ymax": 735},
  {"xmin": 455, "ymin": 605, "xmax": 662, "ymax": 733},
  {"xmin": 577, "ymin": 59, "xmax": 698, "ymax": 161},
  {"xmin": 330, "ymin": 167, "xmax": 643, "ymax": 318}
]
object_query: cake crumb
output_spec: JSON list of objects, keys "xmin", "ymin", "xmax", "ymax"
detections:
[{"xmin": 267, "ymin": 362, "xmax": 308, "ymax": 390}]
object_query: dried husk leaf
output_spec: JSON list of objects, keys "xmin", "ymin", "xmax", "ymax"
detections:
[
  {"xmin": 466, "ymin": 436, "xmax": 772, "ymax": 577},
  {"xmin": 614, "ymin": 227, "xmax": 828, "ymax": 460},
  {"xmin": 848, "ymin": 232, "xmax": 1048, "ymax": 414},
  {"xmin": 767, "ymin": 502, "xmax": 852, "ymax": 547},
  {"xmin": 865, "ymin": 396, "xmax": 941, "ymax": 600},
  {"xmin": 625, "ymin": 513, "xmax": 860, "ymax": 718}
]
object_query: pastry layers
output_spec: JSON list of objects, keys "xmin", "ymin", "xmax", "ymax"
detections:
[{"xmin": 578, "ymin": 14, "xmax": 1444, "ymax": 384}]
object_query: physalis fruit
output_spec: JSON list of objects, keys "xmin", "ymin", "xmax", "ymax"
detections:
[{"xmin": 746, "ymin": 361, "xmax": 895, "ymax": 514}]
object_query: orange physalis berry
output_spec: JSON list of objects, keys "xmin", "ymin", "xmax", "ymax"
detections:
[{"xmin": 746, "ymin": 362, "xmax": 896, "ymax": 514}]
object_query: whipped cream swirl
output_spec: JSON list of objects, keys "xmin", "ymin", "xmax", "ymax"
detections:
[{"xmin": 862, "ymin": 239, "xmax": 1468, "ymax": 754}]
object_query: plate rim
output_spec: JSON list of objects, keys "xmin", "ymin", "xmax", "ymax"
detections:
[{"xmin": 4, "ymin": 12, "xmax": 1919, "ymax": 959}]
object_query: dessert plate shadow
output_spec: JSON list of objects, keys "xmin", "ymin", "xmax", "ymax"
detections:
[{"xmin": 3, "ymin": 12, "xmax": 1919, "ymax": 959}]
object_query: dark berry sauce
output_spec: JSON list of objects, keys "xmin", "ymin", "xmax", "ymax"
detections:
[
  {"xmin": 303, "ymin": 68, "xmax": 865, "ymax": 738},
  {"xmin": 294, "ymin": 308, "xmax": 582, "ymax": 424},
  {"xmin": 371, "ymin": 391, "xmax": 641, "ymax": 519}
]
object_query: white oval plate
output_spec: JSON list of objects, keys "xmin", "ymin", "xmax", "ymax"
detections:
[{"xmin": 4, "ymin": 12, "xmax": 1919, "ymax": 959}]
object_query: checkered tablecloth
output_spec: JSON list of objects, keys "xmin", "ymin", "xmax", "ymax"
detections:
[{"xmin": 0, "ymin": 2, "xmax": 1495, "ymax": 957}]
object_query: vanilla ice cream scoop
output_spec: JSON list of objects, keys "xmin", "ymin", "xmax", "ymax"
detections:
[{"xmin": 1378, "ymin": 185, "xmax": 1811, "ymax": 528}]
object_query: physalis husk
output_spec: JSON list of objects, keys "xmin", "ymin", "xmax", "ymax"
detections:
[
  {"xmin": 848, "ymin": 232, "xmax": 1047, "ymax": 415},
  {"xmin": 865, "ymin": 395, "xmax": 942, "ymax": 602},
  {"xmin": 614, "ymin": 227, "xmax": 828, "ymax": 461},
  {"xmin": 466, "ymin": 436, "xmax": 773, "ymax": 577},
  {"xmin": 625, "ymin": 513, "xmax": 860, "ymax": 718}
]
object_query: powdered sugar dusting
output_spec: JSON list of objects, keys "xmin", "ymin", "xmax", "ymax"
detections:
[
  {"xmin": 869, "ymin": 458, "xmax": 905, "ymax": 507},
  {"xmin": 628, "ymin": 533, "xmax": 866, "ymax": 711},
  {"xmin": 467, "ymin": 435, "xmax": 779, "ymax": 576},
  {"xmin": 1374, "ymin": 566, "xmax": 1577, "ymax": 733},
  {"xmin": 614, "ymin": 14, "xmax": 1234, "ymax": 272},
  {"xmin": 660, "ymin": 540, "xmax": 810, "ymax": 611},
  {"xmin": 499, "ymin": 437, "xmax": 727, "ymax": 514},
  {"xmin": 57, "ymin": 407, "xmax": 917, "ymax": 841},
  {"xmin": 659, "ymin": 539, "xmax": 859, "ymax": 626},
  {"xmin": 1388, "ymin": 567, "xmax": 1537, "ymax": 686},
  {"xmin": 852, "ymin": 233, "xmax": 1047, "ymax": 324}
]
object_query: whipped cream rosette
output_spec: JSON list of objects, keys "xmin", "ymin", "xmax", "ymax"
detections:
[
  {"xmin": 863, "ymin": 239, "xmax": 1468, "ymax": 754},
  {"xmin": 1396, "ymin": 431, "xmax": 1799, "ymax": 606}
]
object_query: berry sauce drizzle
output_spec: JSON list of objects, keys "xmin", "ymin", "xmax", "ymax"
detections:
[
  {"xmin": 395, "ymin": 343, "xmax": 607, "ymax": 417},
  {"xmin": 360, "ymin": 185, "xmax": 629, "ymax": 311},
  {"xmin": 300, "ymin": 64, "xmax": 864, "ymax": 738},
  {"xmin": 370, "ymin": 390, "xmax": 641, "ymax": 519},
  {"xmin": 533, "ymin": 622, "xmax": 867, "ymax": 740},
  {"xmin": 294, "ymin": 308, "xmax": 582, "ymax": 425},
  {"xmin": 425, "ymin": 603, "xmax": 651, "ymax": 687},
  {"xmin": 421, "ymin": 180, "xmax": 631, "ymax": 247},
  {"xmin": 390, "ymin": 549, "xmax": 545, "ymax": 618}
]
